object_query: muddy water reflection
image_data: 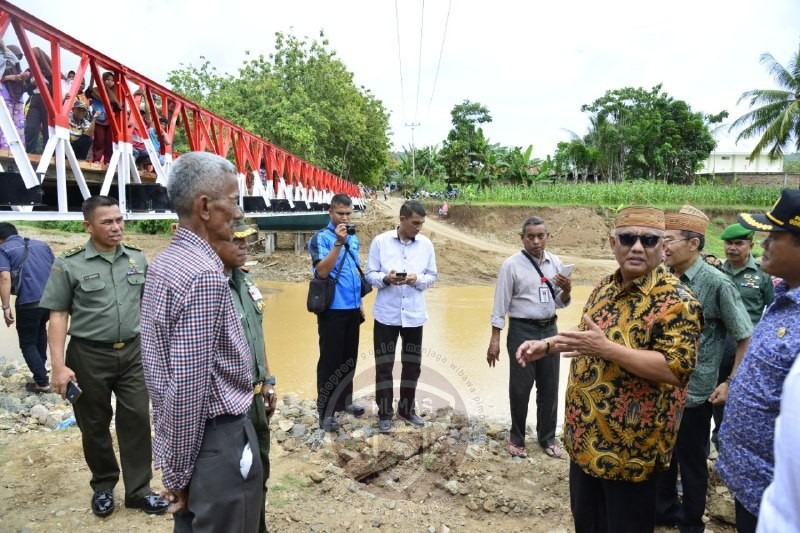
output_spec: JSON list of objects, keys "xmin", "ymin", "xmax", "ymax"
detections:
[{"xmin": 265, "ymin": 283, "xmax": 595, "ymax": 427}]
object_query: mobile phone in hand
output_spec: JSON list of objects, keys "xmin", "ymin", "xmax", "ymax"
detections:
[
  {"xmin": 560, "ymin": 264, "xmax": 575, "ymax": 277},
  {"xmin": 395, "ymin": 272, "xmax": 407, "ymax": 278},
  {"xmin": 66, "ymin": 381, "xmax": 82, "ymax": 404}
]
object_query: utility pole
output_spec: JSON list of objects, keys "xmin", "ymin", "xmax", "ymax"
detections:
[{"xmin": 405, "ymin": 122, "xmax": 420, "ymax": 181}]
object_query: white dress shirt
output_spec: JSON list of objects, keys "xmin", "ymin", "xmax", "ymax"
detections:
[{"xmin": 366, "ymin": 228, "xmax": 438, "ymax": 328}]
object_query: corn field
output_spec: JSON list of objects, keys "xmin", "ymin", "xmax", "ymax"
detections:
[{"xmin": 459, "ymin": 183, "xmax": 783, "ymax": 209}]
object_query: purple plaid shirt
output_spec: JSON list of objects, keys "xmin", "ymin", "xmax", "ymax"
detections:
[{"xmin": 141, "ymin": 228, "xmax": 252, "ymax": 491}]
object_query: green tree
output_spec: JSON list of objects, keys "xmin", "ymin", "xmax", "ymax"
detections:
[
  {"xmin": 167, "ymin": 31, "xmax": 391, "ymax": 185},
  {"xmin": 439, "ymin": 100, "xmax": 492, "ymax": 182},
  {"xmin": 731, "ymin": 43, "xmax": 800, "ymax": 158}
]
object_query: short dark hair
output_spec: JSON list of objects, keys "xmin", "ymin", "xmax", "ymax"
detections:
[
  {"xmin": 681, "ymin": 230, "xmax": 705, "ymax": 251},
  {"xmin": 82, "ymin": 195, "xmax": 119, "ymax": 221},
  {"xmin": 521, "ymin": 216, "xmax": 547, "ymax": 235},
  {"xmin": 0, "ymin": 222, "xmax": 18, "ymax": 240},
  {"xmin": 329, "ymin": 194, "xmax": 352, "ymax": 208},
  {"xmin": 400, "ymin": 200, "xmax": 425, "ymax": 218}
]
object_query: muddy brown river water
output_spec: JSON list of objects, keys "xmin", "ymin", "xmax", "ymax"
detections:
[{"xmin": 1, "ymin": 283, "xmax": 595, "ymax": 428}]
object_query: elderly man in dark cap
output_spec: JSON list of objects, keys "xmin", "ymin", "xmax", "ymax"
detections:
[
  {"xmin": 717, "ymin": 189, "xmax": 800, "ymax": 533},
  {"xmin": 517, "ymin": 206, "xmax": 702, "ymax": 533}
]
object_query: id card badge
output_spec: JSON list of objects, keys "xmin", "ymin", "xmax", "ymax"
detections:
[
  {"xmin": 248, "ymin": 285, "xmax": 263, "ymax": 302},
  {"xmin": 539, "ymin": 286, "xmax": 551, "ymax": 303}
]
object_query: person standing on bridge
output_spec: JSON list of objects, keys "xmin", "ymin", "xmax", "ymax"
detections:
[
  {"xmin": 0, "ymin": 39, "xmax": 29, "ymax": 149},
  {"xmin": 308, "ymin": 193, "xmax": 366, "ymax": 432},
  {"xmin": 0, "ymin": 222, "xmax": 55, "ymax": 393},
  {"xmin": 39, "ymin": 195, "xmax": 169, "ymax": 517},
  {"xmin": 366, "ymin": 200, "xmax": 438, "ymax": 433},
  {"xmin": 487, "ymin": 216, "xmax": 572, "ymax": 459}
]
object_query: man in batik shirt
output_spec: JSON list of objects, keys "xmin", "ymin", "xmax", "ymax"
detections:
[{"xmin": 517, "ymin": 206, "xmax": 702, "ymax": 533}]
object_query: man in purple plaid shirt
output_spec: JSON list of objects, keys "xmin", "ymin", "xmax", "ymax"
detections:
[{"xmin": 141, "ymin": 152, "xmax": 262, "ymax": 532}]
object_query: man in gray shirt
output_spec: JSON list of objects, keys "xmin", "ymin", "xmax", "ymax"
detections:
[{"xmin": 487, "ymin": 216, "xmax": 572, "ymax": 459}]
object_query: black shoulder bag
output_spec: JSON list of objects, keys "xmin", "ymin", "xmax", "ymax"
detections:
[
  {"xmin": 344, "ymin": 243, "xmax": 373, "ymax": 298},
  {"xmin": 10, "ymin": 238, "xmax": 30, "ymax": 296},
  {"xmin": 520, "ymin": 250, "xmax": 556, "ymax": 299}
]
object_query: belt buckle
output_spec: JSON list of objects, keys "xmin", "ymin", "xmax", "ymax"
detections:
[
  {"xmin": 112, "ymin": 342, "xmax": 126, "ymax": 350},
  {"xmin": 253, "ymin": 382, "xmax": 263, "ymax": 395}
]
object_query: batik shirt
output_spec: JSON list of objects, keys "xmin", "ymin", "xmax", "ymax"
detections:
[
  {"xmin": 717, "ymin": 281, "xmax": 800, "ymax": 516},
  {"xmin": 563, "ymin": 264, "xmax": 702, "ymax": 482}
]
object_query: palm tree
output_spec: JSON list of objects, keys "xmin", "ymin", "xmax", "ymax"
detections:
[{"xmin": 731, "ymin": 43, "xmax": 800, "ymax": 157}]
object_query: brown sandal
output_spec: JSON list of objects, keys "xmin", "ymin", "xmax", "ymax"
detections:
[
  {"xmin": 507, "ymin": 440, "xmax": 527, "ymax": 458},
  {"xmin": 544, "ymin": 443, "xmax": 565, "ymax": 459}
]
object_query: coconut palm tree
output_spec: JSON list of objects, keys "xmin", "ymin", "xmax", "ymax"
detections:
[{"xmin": 731, "ymin": 44, "xmax": 800, "ymax": 157}]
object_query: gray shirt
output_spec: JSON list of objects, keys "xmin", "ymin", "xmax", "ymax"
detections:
[{"xmin": 490, "ymin": 250, "xmax": 570, "ymax": 329}]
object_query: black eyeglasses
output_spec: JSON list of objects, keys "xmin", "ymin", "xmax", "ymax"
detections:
[{"xmin": 615, "ymin": 233, "xmax": 662, "ymax": 249}]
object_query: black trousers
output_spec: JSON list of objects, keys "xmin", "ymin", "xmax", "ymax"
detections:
[
  {"xmin": 71, "ymin": 134, "xmax": 92, "ymax": 160},
  {"xmin": 15, "ymin": 304, "xmax": 49, "ymax": 386},
  {"xmin": 174, "ymin": 416, "xmax": 263, "ymax": 533},
  {"xmin": 66, "ymin": 336, "xmax": 153, "ymax": 499},
  {"xmin": 570, "ymin": 460, "xmax": 659, "ymax": 533},
  {"xmin": 507, "ymin": 319, "xmax": 560, "ymax": 448},
  {"xmin": 373, "ymin": 320, "xmax": 423, "ymax": 419},
  {"xmin": 315, "ymin": 308, "xmax": 360, "ymax": 418},
  {"xmin": 247, "ymin": 395, "xmax": 270, "ymax": 533},
  {"xmin": 735, "ymin": 499, "xmax": 757, "ymax": 533},
  {"xmin": 656, "ymin": 402, "xmax": 713, "ymax": 532}
]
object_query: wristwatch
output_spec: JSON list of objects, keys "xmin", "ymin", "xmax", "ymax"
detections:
[{"xmin": 264, "ymin": 376, "xmax": 276, "ymax": 386}]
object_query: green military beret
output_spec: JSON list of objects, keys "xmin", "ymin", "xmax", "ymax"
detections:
[{"xmin": 720, "ymin": 223, "xmax": 755, "ymax": 241}]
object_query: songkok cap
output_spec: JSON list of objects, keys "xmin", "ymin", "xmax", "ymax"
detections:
[
  {"xmin": 665, "ymin": 204, "xmax": 710, "ymax": 235},
  {"xmin": 614, "ymin": 206, "xmax": 665, "ymax": 230},
  {"xmin": 233, "ymin": 220, "xmax": 257, "ymax": 239},
  {"xmin": 738, "ymin": 188, "xmax": 800, "ymax": 235},
  {"xmin": 720, "ymin": 223, "xmax": 755, "ymax": 241}
]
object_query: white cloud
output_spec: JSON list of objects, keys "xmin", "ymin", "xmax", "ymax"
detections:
[{"xmin": 11, "ymin": 0, "xmax": 800, "ymax": 156}]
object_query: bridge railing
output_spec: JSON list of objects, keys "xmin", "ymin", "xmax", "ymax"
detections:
[{"xmin": 0, "ymin": 0, "xmax": 361, "ymax": 220}]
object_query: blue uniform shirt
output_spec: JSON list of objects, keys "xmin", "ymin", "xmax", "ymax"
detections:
[
  {"xmin": 0, "ymin": 235, "xmax": 56, "ymax": 306},
  {"xmin": 717, "ymin": 281, "xmax": 800, "ymax": 516},
  {"xmin": 308, "ymin": 223, "xmax": 362, "ymax": 310}
]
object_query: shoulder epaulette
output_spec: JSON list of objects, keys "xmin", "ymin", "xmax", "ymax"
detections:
[
  {"xmin": 62, "ymin": 245, "xmax": 85, "ymax": 257},
  {"xmin": 122, "ymin": 242, "xmax": 142, "ymax": 251}
]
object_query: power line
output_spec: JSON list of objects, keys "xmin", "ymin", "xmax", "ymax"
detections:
[
  {"xmin": 394, "ymin": 0, "xmax": 407, "ymax": 124},
  {"xmin": 413, "ymin": 0, "xmax": 425, "ymax": 123},
  {"xmin": 425, "ymin": 0, "xmax": 452, "ymax": 124}
]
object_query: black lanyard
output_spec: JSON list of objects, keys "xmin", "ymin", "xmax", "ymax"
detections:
[{"xmin": 520, "ymin": 250, "xmax": 556, "ymax": 299}]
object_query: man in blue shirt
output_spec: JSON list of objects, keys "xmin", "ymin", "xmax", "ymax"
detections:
[
  {"xmin": 308, "ymin": 194, "xmax": 366, "ymax": 432},
  {"xmin": 717, "ymin": 188, "xmax": 800, "ymax": 533},
  {"xmin": 0, "ymin": 223, "xmax": 55, "ymax": 392}
]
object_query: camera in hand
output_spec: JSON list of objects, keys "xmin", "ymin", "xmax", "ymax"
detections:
[{"xmin": 345, "ymin": 224, "xmax": 356, "ymax": 235}]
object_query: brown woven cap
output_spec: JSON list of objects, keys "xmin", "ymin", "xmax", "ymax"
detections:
[
  {"xmin": 615, "ymin": 206, "xmax": 665, "ymax": 230},
  {"xmin": 665, "ymin": 204, "xmax": 710, "ymax": 235}
]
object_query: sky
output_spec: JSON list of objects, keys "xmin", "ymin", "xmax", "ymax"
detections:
[{"xmin": 10, "ymin": 0, "xmax": 800, "ymax": 157}]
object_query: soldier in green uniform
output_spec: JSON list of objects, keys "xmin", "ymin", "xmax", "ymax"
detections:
[
  {"xmin": 212, "ymin": 219, "xmax": 276, "ymax": 533},
  {"xmin": 40, "ymin": 196, "xmax": 168, "ymax": 518}
]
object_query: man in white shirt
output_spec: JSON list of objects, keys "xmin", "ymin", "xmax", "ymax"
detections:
[{"xmin": 366, "ymin": 201, "xmax": 438, "ymax": 433}]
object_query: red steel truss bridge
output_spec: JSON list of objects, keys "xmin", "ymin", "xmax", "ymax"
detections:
[{"xmin": 0, "ymin": 0, "xmax": 363, "ymax": 222}]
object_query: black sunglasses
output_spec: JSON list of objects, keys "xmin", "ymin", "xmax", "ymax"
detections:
[{"xmin": 615, "ymin": 233, "xmax": 662, "ymax": 249}]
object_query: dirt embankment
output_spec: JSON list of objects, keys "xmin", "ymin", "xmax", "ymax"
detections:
[{"xmin": 0, "ymin": 203, "xmax": 737, "ymax": 532}]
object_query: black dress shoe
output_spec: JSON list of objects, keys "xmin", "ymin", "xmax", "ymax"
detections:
[
  {"xmin": 344, "ymin": 404, "xmax": 365, "ymax": 417},
  {"xmin": 322, "ymin": 416, "xmax": 340, "ymax": 432},
  {"xmin": 398, "ymin": 412, "xmax": 425, "ymax": 427},
  {"xmin": 125, "ymin": 491, "xmax": 169, "ymax": 514},
  {"xmin": 378, "ymin": 418, "xmax": 393, "ymax": 433},
  {"xmin": 91, "ymin": 489, "xmax": 114, "ymax": 517}
]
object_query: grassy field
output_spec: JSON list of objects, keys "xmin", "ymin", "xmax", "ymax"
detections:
[{"xmin": 457, "ymin": 182, "xmax": 782, "ymax": 210}]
